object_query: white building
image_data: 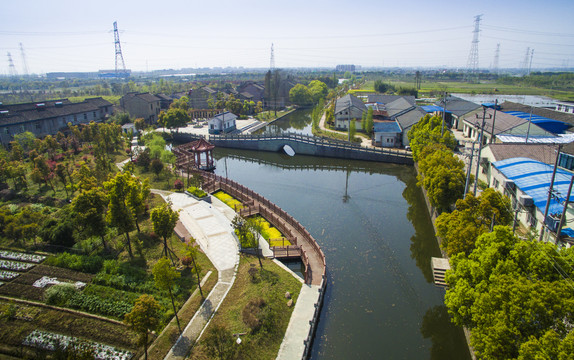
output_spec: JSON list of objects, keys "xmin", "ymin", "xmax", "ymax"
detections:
[{"xmin": 208, "ymin": 111, "xmax": 237, "ymax": 134}]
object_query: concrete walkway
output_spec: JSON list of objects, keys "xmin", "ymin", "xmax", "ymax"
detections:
[{"xmin": 161, "ymin": 192, "xmax": 240, "ymax": 360}]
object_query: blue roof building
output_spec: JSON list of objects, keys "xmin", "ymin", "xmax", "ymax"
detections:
[
  {"xmin": 503, "ymin": 111, "xmax": 570, "ymax": 134},
  {"xmin": 491, "ymin": 157, "xmax": 574, "ymax": 243}
]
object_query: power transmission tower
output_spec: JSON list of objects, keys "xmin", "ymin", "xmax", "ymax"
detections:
[
  {"xmin": 492, "ymin": 43, "xmax": 500, "ymax": 75},
  {"xmin": 464, "ymin": 14, "xmax": 482, "ymax": 83},
  {"xmin": 113, "ymin": 21, "xmax": 127, "ymax": 77},
  {"xmin": 270, "ymin": 43, "xmax": 275, "ymax": 71},
  {"xmin": 521, "ymin": 47, "xmax": 531, "ymax": 75},
  {"xmin": 19, "ymin": 43, "xmax": 29, "ymax": 75},
  {"xmin": 7, "ymin": 52, "xmax": 17, "ymax": 77},
  {"xmin": 528, "ymin": 48, "xmax": 534, "ymax": 75}
]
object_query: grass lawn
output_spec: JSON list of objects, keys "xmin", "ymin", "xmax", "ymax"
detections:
[
  {"xmin": 146, "ymin": 271, "xmax": 218, "ymax": 360},
  {"xmin": 189, "ymin": 254, "xmax": 303, "ymax": 360},
  {"xmin": 358, "ymin": 79, "xmax": 574, "ymax": 100}
]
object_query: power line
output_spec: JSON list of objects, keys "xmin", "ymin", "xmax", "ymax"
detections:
[{"xmin": 482, "ymin": 24, "xmax": 574, "ymax": 38}]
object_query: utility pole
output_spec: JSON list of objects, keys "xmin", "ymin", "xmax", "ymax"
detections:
[
  {"xmin": 347, "ymin": 96, "xmax": 351, "ymax": 142},
  {"xmin": 555, "ymin": 174, "xmax": 574, "ymax": 243},
  {"xmin": 489, "ymin": 99, "xmax": 498, "ymax": 144},
  {"xmin": 539, "ymin": 144, "xmax": 562, "ymax": 242},
  {"xmin": 441, "ymin": 91, "xmax": 447, "ymax": 136},
  {"xmin": 473, "ymin": 106, "xmax": 489, "ymax": 196},
  {"xmin": 464, "ymin": 142, "xmax": 475, "ymax": 198},
  {"xmin": 19, "ymin": 43, "xmax": 29, "ymax": 75},
  {"xmin": 525, "ymin": 106, "xmax": 533, "ymax": 143}
]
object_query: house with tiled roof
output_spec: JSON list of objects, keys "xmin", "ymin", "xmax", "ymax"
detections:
[
  {"xmin": 435, "ymin": 96, "xmax": 481, "ymax": 129},
  {"xmin": 119, "ymin": 92, "xmax": 161, "ymax": 125},
  {"xmin": 0, "ymin": 98, "xmax": 113, "ymax": 146},
  {"xmin": 188, "ymin": 86, "xmax": 219, "ymax": 110},
  {"xmin": 334, "ymin": 94, "xmax": 367, "ymax": 130},
  {"xmin": 460, "ymin": 107, "xmax": 556, "ymax": 144}
]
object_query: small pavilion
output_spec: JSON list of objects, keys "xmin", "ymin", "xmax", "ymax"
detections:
[{"xmin": 174, "ymin": 138, "xmax": 216, "ymax": 171}]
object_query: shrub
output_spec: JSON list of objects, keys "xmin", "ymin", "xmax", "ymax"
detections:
[
  {"xmin": 44, "ymin": 253, "xmax": 104, "ymax": 274},
  {"xmin": 173, "ymin": 179, "xmax": 184, "ymax": 191},
  {"xmin": 187, "ymin": 186, "xmax": 207, "ymax": 198},
  {"xmin": 242, "ymin": 297, "xmax": 267, "ymax": 332},
  {"xmin": 44, "ymin": 283, "xmax": 78, "ymax": 306}
]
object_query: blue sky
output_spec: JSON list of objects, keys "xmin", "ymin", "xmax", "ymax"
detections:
[{"xmin": 2, "ymin": 0, "xmax": 573, "ymax": 74}]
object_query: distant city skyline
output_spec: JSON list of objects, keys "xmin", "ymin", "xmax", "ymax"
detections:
[{"xmin": 2, "ymin": 0, "xmax": 574, "ymax": 74}]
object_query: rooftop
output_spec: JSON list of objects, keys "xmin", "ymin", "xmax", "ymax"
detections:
[{"xmin": 493, "ymin": 157, "xmax": 574, "ymax": 215}]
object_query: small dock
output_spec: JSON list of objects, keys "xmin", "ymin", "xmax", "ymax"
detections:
[
  {"xmin": 272, "ymin": 245, "xmax": 302, "ymax": 259},
  {"xmin": 431, "ymin": 257, "xmax": 450, "ymax": 287}
]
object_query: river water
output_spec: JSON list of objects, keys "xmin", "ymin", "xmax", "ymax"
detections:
[{"xmin": 212, "ymin": 110, "xmax": 470, "ymax": 359}]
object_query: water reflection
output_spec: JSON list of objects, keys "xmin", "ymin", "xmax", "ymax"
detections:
[
  {"xmin": 402, "ymin": 175, "xmax": 441, "ymax": 283},
  {"xmin": 421, "ymin": 306, "xmax": 472, "ymax": 360},
  {"xmin": 259, "ymin": 108, "xmax": 314, "ymax": 135},
  {"xmin": 211, "ymin": 145, "xmax": 469, "ymax": 359}
]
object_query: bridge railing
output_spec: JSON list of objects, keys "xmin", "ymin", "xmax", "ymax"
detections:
[{"xmin": 209, "ymin": 132, "xmax": 412, "ymax": 160}]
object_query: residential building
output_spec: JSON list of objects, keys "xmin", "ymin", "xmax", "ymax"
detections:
[
  {"xmin": 119, "ymin": 92, "xmax": 161, "ymax": 125},
  {"xmin": 0, "ymin": 98, "xmax": 112, "ymax": 147},
  {"xmin": 208, "ymin": 111, "xmax": 237, "ymax": 134},
  {"xmin": 435, "ymin": 96, "xmax": 481, "ymax": 129},
  {"xmin": 373, "ymin": 122, "xmax": 401, "ymax": 148},
  {"xmin": 188, "ymin": 86, "xmax": 219, "ymax": 109},
  {"xmin": 489, "ymin": 157, "xmax": 574, "ymax": 245},
  {"xmin": 501, "ymin": 101, "xmax": 574, "ymax": 130},
  {"xmin": 384, "ymin": 97, "xmax": 426, "ymax": 148},
  {"xmin": 334, "ymin": 94, "xmax": 367, "ymax": 130},
  {"xmin": 460, "ymin": 108, "xmax": 554, "ymax": 144},
  {"xmin": 237, "ymin": 81, "xmax": 265, "ymax": 103},
  {"xmin": 556, "ymin": 101, "xmax": 574, "ymax": 114}
]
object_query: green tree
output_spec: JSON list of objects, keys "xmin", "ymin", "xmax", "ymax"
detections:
[
  {"xmin": 104, "ymin": 172, "xmax": 136, "ymax": 258},
  {"xmin": 153, "ymin": 257, "xmax": 182, "ymax": 334},
  {"xmin": 445, "ymin": 226, "xmax": 574, "ymax": 360},
  {"xmin": 417, "ymin": 143, "xmax": 465, "ymax": 212},
  {"xmin": 127, "ymin": 177, "xmax": 150, "ymax": 233},
  {"xmin": 407, "ymin": 114, "xmax": 457, "ymax": 161},
  {"xmin": 289, "ymin": 84, "xmax": 312, "ymax": 106},
  {"xmin": 183, "ymin": 243, "xmax": 204, "ymax": 299},
  {"xmin": 366, "ymin": 108, "xmax": 374, "ymax": 136},
  {"xmin": 150, "ymin": 202, "xmax": 179, "ymax": 260},
  {"xmin": 308, "ymin": 80, "xmax": 328, "ymax": 103},
  {"xmin": 72, "ymin": 187, "xmax": 108, "ymax": 249},
  {"xmin": 159, "ymin": 107, "xmax": 190, "ymax": 133},
  {"xmin": 150, "ymin": 158, "xmax": 164, "ymax": 179},
  {"xmin": 134, "ymin": 117, "xmax": 146, "ymax": 132},
  {"xmin": 436, "ymin": 188, "xmax": 512, "ymax": 257},
  {"xmin": 349, "ymin": 117, "xmax": 356, "ymax": 142},
  {"xmin": 124, "ymin": 294, "xmax": 160, "ymax": 360}
]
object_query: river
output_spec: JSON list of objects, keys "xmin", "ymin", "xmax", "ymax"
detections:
[{"xmin": 211, "ymin": 109, "xmax": 470, "ymax": 359}]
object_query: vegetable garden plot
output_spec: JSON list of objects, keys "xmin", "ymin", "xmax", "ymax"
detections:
[
  {"xmin": 0, "ymin": 260, "xmax": 35, "ymax": 272},
  {"xmin": 0, "ymin": 250, "xmax": 46, "ymax": 263},
  {"xmin": 23, "ymin": 330, "xmax": 133, "ymax": 360},
  {"xmin": 0, "ymin": 282, "xmax": 44, "ymax": 301},
  {"xmin": 0, "ymin": 270, "xmax": 20, "ymax": 281},
  {"xmin": 28, "ymin": 265, "xmax": 94, "ymax": 283}
]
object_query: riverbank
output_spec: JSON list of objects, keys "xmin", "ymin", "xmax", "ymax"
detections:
[
  {"xmin": 413, "ymin": 163, "xmax": 476, "ymax": 360},
  {"xmin": 158, "ymin": 186, "xmax": 324, "ymax": 359}
]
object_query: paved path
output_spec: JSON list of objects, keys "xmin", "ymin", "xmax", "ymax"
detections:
[{"xmin": 161, "ymin": 192, "xmax": 240, "ymax": 360}]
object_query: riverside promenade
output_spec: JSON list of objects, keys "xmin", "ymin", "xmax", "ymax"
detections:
[{"xmin": 157, "ymin": 186, "xmax": 325, "ymax": 359}]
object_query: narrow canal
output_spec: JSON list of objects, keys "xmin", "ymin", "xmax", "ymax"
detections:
[{"xmin": 212, "ymin": 110, "xmax": 470, "ymax": 359}]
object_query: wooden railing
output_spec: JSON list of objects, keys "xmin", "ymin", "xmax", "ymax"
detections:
[{"xmin": 199, "ymin": 171, "xmax": 326, "ymax": 285}]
